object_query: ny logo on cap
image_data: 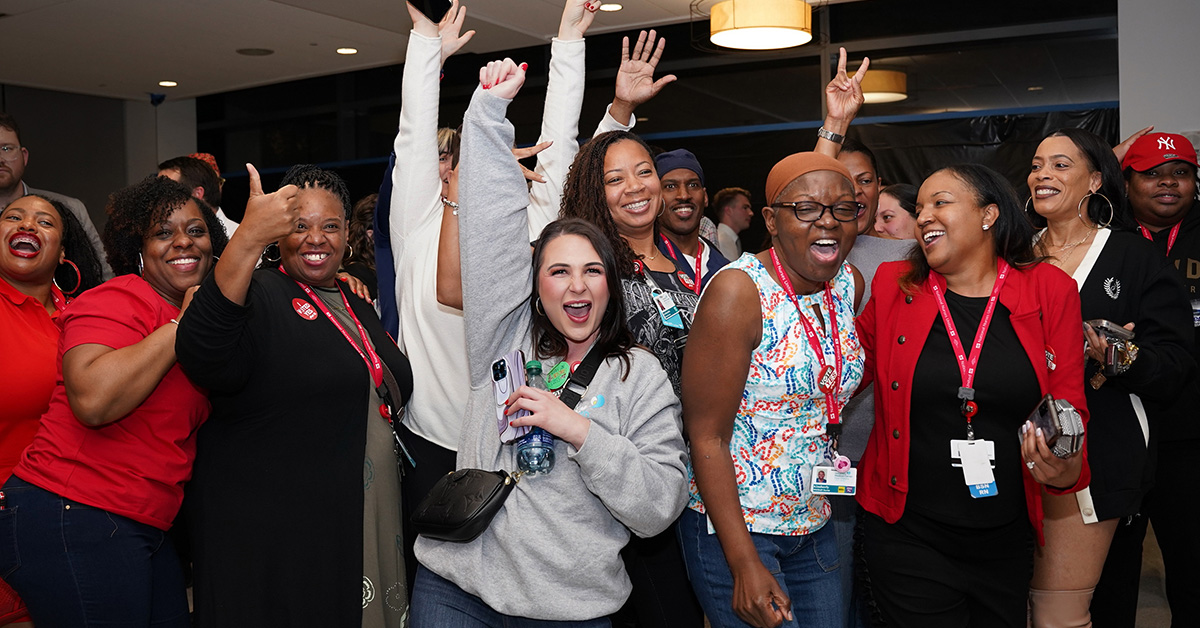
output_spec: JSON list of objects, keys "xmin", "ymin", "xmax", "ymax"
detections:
[{"xmin": 1158, "ymin": 136, "xmax": 1176, "ymax": 151}]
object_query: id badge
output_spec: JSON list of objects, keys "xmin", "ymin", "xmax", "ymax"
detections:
[
  {"xmin": 811, "ymin": 465, "xmax": 857, "ymax": 495},
  {"xmin": 651, "ymin": 289, "xmax": 685, "ymax": 329},
  {"xmin": 952, "ymin": 439, "xmax": 998, "ymax": 499}
]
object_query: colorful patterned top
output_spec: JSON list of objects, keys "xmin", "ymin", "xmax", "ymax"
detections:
[{"xmin": 687, "ymin": 254, "xmax": 864, "ymax": 535}]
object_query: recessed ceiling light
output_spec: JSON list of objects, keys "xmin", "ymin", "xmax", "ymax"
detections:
[
  {"xmin": 636, "ymin": 117, "xmax": 649, "ymax": 122},
  {"xmin": 158, "ymin": 80, "xmax": 178, "ymax": 88},
  {"xmin": 1027, "ymin": 86, "xmax": 1044, "ymax": 91},
  {"xmin": 599, "ymin": 3, "xmax": 622, "ymax": 11},
  {"xmin": 336, "ymin": 47, "xmax": 358, "ymax": 55},
  {"xmin": 237, "ymin": 48, "xmax": 275, "ymax": 56}
]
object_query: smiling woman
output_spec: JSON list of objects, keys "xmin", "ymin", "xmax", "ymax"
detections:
[{"xmin": 0, "ymin": 176, "xmax": 225, "ymax": 626}]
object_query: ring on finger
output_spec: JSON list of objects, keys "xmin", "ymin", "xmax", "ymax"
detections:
[{"xmin": 1026, "ymin": 460, "xmax": 1035, "ymax": 470}]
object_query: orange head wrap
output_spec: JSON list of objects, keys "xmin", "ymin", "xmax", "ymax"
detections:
[{"xmin": 764, "ymin": 152, "xmax": 853, "ymax": 205}]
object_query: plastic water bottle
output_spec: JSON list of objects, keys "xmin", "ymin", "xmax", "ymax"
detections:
[{"xmin": 517, "ymin": 360, "xmax": 556, "ymax": 475}]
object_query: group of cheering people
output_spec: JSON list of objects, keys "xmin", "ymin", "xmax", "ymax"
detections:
[{"xmin": 1, "ymin": 1, "xmax": 1198, "ymax": 628}]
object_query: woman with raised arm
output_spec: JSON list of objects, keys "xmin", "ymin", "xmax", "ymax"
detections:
[
  {"xmin": 411, "ymin": 58, "xmax": 687, "ymax": 627},
  {"xmin": 0, "ymin": 176, "xmax": 225, "ymax": 626},
  {"xmin": 856, "ymin": 164, "xmax": 1089, "ymax": 627},
  {"xmin": 176, "ymin": 165, "xmax": 413, "ymax": 627},
  {"xmin": 681, "ymin": 152, "xmax": 865, "ymax": 628},
  {"xmin": 1026, "ymin": 128, "xmax": 1193, "ymax": 627}
]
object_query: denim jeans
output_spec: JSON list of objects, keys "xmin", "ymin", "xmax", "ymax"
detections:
[
  {"xmin": 0, "ymin": 475, "xmax": 189, "ymax": 627},
  {"xmin": 410, "ymin": 565, "xmax": 611, "ymax": 628},
  {"xmin": 677, "ymin": 508, "xmax": 842, "ymax": 628}
]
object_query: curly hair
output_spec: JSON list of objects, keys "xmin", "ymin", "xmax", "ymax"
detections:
[
  {"xmin": 103, "ymin": 175, "xmax": 229, "ymax": 277},
  {"xmin": 3, "ymin": 195, "xmax": 104, "ymax": 295},
  {"xmin": 346, "ymin": 193, "xmax": 377, "ymax": 272},
  {"xmin": 531, "ymin": 218, "xmax": 634, "ymax": 378},
  {"xmin": 559, "ymin": 131, "xmax": 657, "ymax": 277}
]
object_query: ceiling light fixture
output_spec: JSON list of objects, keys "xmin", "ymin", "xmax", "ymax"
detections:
[
  {"xmin": 158, "ymin": 80, "xmax": 178, "ymax": 88},
  {"xmin": 710, "ymin": 0, "xmax": 812, "ymax": 51},
  {"xmin": 1027, "ymin": 86, "xmax": 1044, "ymax": 91},
  {"xmin": 336, "ymin": 47, "xmax": 358, "ymax": 55},
  {"xmin": 851, "ymin": 69, "xmax": 907, "ymax": 103},
  {"xmin": 598, "ymin": 3, "xmax": 622, "ymax": 10}
]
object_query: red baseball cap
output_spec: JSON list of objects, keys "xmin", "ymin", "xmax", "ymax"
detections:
[{"xmin": 1121, "ymin": 133, "xmax": 1198, "ymax": 171}]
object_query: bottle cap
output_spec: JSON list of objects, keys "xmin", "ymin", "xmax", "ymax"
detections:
[{"xmin": 525, "ymin": 360, "xmax": 542, "ymax": 373}]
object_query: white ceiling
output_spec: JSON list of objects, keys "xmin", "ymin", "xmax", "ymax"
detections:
[{"xmin": 0, "ymin": 0, "xmax": 859, "ymax": 101}]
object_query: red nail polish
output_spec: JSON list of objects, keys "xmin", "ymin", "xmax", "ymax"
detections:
[
  {"xmin": 520, "ymin": 62, "xmax": 528, "ymax": 71},
  {"xmin": 483, "ymin": 83, "xmax": 490, "ymax": 89}
]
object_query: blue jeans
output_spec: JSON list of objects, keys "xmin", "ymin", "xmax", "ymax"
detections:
[
  {"xmin": 677, "ymin": 508, "xmax": 842, "ymax": 628},
  {"xmin": 410, "ymin": 565, "xmax": 612, "ymax": 628},
  {"xmin": 0, "ymin": 475, "xmax": 189, "ymax": 627}
]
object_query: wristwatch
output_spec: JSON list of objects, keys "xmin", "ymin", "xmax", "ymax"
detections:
[{"xmin": 817, "ymin": 126, "xmax": 845, "ymax": 145}]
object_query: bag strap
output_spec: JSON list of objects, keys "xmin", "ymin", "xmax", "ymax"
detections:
[{"xmin": 558, "ymin": 344, "xmax": 606, "ymax": 410}]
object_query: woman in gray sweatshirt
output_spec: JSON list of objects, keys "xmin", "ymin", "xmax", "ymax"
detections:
[{"xmin": 410, "ymin": 58, "xmax": 689, "ymax": 626}]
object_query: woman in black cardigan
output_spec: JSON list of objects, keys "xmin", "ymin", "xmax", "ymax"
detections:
[
  {"xmin": 176, "ymin": 165, "xmax": 413, "ymax": 628},
  {"xmin": 1026, "ymin": 128, "xmax": 1194, "ymax": 627}
]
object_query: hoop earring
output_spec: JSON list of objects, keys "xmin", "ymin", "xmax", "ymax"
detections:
[
  {"xmin": 1024, "ymin": 196, "xmax": 1036, "ymax": 218},
  {"xmin": 263, "ymin": 243, "xmax": 281, "ymax": 263},
  {"xmin": 1080, "ymin": 194, "xmax": 1113, "ymax": 230},
  {"xmin": 138, "ymin": 252, "xmax": 144, "ymax": 275},
  {"xmin": 56, "ymin": 258, "xmax": 83, "ymax": 295},
  {"xmin": 345, "ymin": 244, "xmax": 354, "ymax": 260},
  {"xmin": 535, "ymin": 298, "xmax": 545, "ymax": 316},
  {"xmin": 656, "ymin": 200, "xmax": 666, "ymax": 218}
]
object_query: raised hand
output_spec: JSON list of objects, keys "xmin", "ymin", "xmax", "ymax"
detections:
[
  {"xmin": 479, "ymin": 58, "xmax": 527, "ymax": 100},
  {"xmin": 242, "ymin": 163, "xmax": 300, "ymax": 247},
  {"xmin": 513, "ymin": 141, "xmax": 553, "ymax": 183},
  {"xmin": 1114, "ymin": 125, "xmax": 1154, "ymax": 164},
  {"xmin": 559, "ymin": 0, "xmax": 599, "ymax": 41},
  {"xmin": 825, "ymin": 47, "xmax": 869, "ymax": 124},
  {"xmin": 613, "ymin": 30, "xmax": 677, "ymax": 117},
  {"xmin": 406, "ymin": 0, "xmax": 475, "ymax": 62}
]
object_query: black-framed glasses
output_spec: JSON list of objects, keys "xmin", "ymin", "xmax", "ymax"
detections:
[{"xmin": 770, "ymin": 201, "xmax": 865, "ymax": 223}]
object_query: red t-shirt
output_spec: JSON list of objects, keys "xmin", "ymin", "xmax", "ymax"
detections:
[
  {"xmin": 15, "ymin": 275, "xmax": 210, "ymax": 530},
  {"xmin": 0, "ymin": 278, "xmax": 65, "ymax": 483}
]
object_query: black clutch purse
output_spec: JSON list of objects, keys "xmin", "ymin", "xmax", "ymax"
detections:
[
  {"xmin": 410, "ymin": 469, "xmax": 519, "ymax": 542},
  {"xmin": 409, "ymin": 347, "xmax": 604, "ymax": 543}
]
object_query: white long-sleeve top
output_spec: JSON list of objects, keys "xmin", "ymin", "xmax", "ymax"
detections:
[{"xmin": 389, "ymin": 32, "xmax": 632, "ymax": 450}]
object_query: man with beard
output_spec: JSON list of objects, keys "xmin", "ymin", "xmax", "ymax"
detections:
[
  {"xmin": 0, "ymin": 112, "xmax": 111, "ymax": 278},
  {"xmin": 654, "ymin": 149, "xmax": 729, "ymax": 295}
]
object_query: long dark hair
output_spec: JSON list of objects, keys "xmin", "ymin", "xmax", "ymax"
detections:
[
  {"xmin": 560, "ymin": 130, "xmax": 657, "ymax": 278},
  {"xmin": 881, "ymin": 183, "xmax": 917, "ymax": 216},
  {"xmin": 346, "ymin": 193, "xmax": 377, "ymax": 272},
  {"xmin": 1026, "ymin": 128, "xmax": 1134, "ymax": 231},
  {"xmin": 2, "ymin": 195, "xmax": 104, "ymax": 295},
  {"xmin": 901, "ymin": 164, "xmax": 1042, "ymax": 292},
  {"xmin": 531, "ymin": 218, "xmax": 634, "ymax": 378}
]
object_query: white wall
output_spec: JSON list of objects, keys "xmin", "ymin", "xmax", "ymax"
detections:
[{"xmin": 1118, "ymin": 0, "xmax": 1200, "ymax": 140}]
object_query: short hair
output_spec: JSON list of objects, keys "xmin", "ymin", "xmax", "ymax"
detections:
[
  {"xmin": 531, "ymin": 218, "xmax": 634, "ymax": 378},
  {"xmin": 880, "ymin": 183, "xmax": 917, "ymax": 216},
  {"xmin": 438, "ymin": 127, "xmax": 461, "ymax": 169},
  {"xmin": 712, "ymin": 187, "xmax": 752, "ymax": 212},
  {"xmin": 279, "ymin": 164, "xmax": 352, "ymax": 221},
  {"xmin": 840, "ymin": 137, "xmax": 878, "ymax": 175},
  {"xmin": 0, "ymin": 112, "xmax": 20, "ymax": 144},
  {"xmin": 1029, "ymin": 128, "xmax": 1134, "ymax": 231},
  {"xmin": 560, "ymin": 130, "xmax": 658, "ymax": 277},
  {"xmin": 158, "ymin": 156, "xmax": 222, "ymax": 209},
  {"xmin": 3, "ymin": 195, "xmax": 104, "ymax": 294},
  {"xmin": 901, "ymin": 164, "xmax": 1041, "ymax": 292},
  {"xmin": 103, "ymin": 175, "xmax": 228, "ymax": 277},
  {"xmin": 346, "ymin": 193, "xmax": 378, "ymax": 272}
]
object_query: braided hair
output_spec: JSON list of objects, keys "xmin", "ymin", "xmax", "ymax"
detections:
[{"xmin": 262, "ymin": 164, "xmax": 352, "ymax": 268}]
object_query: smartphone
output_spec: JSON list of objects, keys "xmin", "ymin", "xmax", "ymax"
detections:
[
  {"xmin": 492, "ymin": 349, "xmax": 530, "ymax": 443},
  {"xmin": 1024, "ymin": 394, "xmax": 1062, "ymax": 450},
  {"xmin": 1085, "ymin": 319, "xmax": 1135, "ymax": 341},
  {"xmin": 413, "ymin": 0, "xmax": 452, "ymax": 23}
]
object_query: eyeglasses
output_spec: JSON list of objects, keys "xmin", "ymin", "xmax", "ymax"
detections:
[
  {"xmin": 770, "ymin": 201, "xmax": 865, "ymax": 223},
  {"xmin": 0, "ymin": 145, "xmax": 22, "ymax": 163}
]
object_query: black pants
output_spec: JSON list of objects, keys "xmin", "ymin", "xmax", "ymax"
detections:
[
  {"xmin": 611, "ymin": 519, "xmax": 704, "ymax": 628},
  {"xmin": 397, "ymin": 422, "xmax": 458, "ymax": 598},
  {"xmin": 862, "ymin": 511, "xmax": 1032, "ymax": 628},
  {"xmin": 1144, "ymin": 439, "xmax": 1200, "ymax": 628}
]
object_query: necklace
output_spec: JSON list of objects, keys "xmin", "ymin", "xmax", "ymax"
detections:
[{"xmin": 1042, "ymin": 226, "xmax": 1097, "ymax": 256}]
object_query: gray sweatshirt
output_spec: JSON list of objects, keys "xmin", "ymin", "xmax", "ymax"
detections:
[{"xmin": 413, "ymin": 87, "xmax": 689, "ymax": 621}]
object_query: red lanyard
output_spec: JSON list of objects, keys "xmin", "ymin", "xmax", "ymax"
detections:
[
  {"xmin": 282, "ymin": 270, "xmax": 383, "ymax": 388},
  {"xmin": 927, "ymin": 260, "xmax": 1010, "ymax": 439},
  {"xmin": 1138, "ymin": 222, "xmax": 1180, "ymax": 256},
  {"xmin": 658, "ymin": 235, "xmax": 704, "ymax": 295},
  {"xmin": 768, "ymin": 248, "xmax": 844, "ymax": 427}
]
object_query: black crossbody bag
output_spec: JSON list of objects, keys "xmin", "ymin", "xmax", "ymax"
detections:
[{"xmin": 409, "ymin": 346, "xmax": 605, "ymax": 543}]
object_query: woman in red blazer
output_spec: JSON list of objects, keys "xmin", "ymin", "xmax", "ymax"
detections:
[{"xmin": 855, "ymin": 164, "xmax": 1090, "ymax": 627}]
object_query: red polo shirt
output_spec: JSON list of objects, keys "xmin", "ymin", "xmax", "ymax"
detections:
[{"xmin": 0, "ymin": 278, "xmax": 64, "ymax": 483}]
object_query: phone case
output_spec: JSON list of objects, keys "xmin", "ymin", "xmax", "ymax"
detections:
[
  {"xmin": 1085, "ymin": 319, "xmax": 1135, "ymax": 341},
  {"xmin": 493, "ymin": 349, "xmax": 531, "ymax": 443}
]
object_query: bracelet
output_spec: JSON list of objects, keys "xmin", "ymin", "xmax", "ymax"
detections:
[
  {"xmin": 817, "ymin": 126, "xmax": 845, "ymax": 144},
  {"xmin": 169, "ymin": 318, "xmax": 179, "ymax": 326},
  {"xmin": 441, "ymin": 196, "xmax": 459, "ymax": 216}
]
